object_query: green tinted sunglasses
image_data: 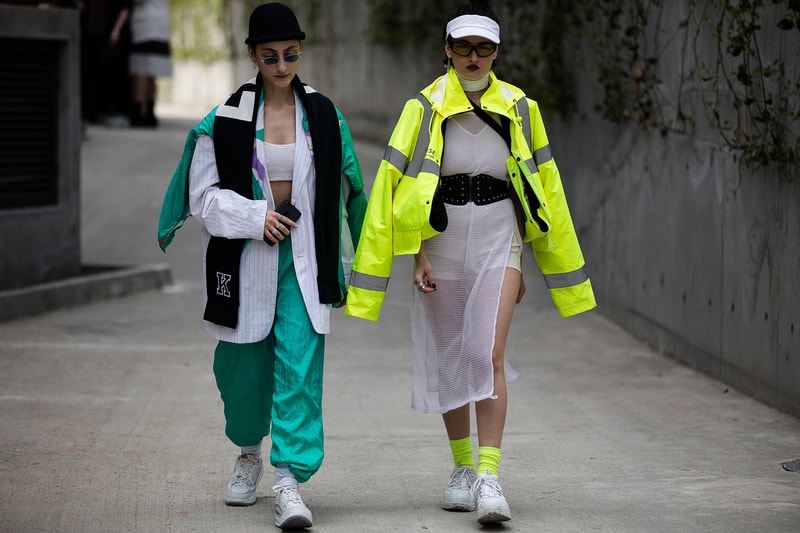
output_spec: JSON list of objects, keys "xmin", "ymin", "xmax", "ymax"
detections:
[{"xmin": 261, "ymin": 52, "xmax": 302, "ymax": 66}]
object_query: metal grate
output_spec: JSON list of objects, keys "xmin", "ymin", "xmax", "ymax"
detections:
[{"xmin": 0, "ymin": 37, "xmax": 60, "ymax": 209}]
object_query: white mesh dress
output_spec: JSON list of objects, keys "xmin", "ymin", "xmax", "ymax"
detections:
[{"xmin": 411, "ymin": 111, "xmax": 520, "ymax": 414}]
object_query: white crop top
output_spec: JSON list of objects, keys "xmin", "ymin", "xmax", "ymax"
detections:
[{"xmin": 264, "ymin": 141, "xmax": 295, "ymax": 181}]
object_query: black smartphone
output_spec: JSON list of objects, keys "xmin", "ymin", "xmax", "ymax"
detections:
[
  {"xmin": 266, "ymin": 200, "xmax": 301, "ymax": 245},
  {"xmin": 276, "ymin": 199, "xmax": 301, "ymax": 222}
]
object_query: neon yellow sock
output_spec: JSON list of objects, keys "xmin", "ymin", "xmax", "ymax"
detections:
[
  {"xmin": 449, "ymin": 437, "xmax": 476, "ymax": 471},
  {"xmin": 477, "ymin": 446, "xmax": 501, "ymax": 476}
]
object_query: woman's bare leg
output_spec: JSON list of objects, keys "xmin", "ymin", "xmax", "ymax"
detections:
[
  {"xmin": 442, "ymin": 404, "xmax": 470, "ymax": 440},
  {"xmin": 476, "ymin": 266, "xmax": 520, "ymax": 448}
]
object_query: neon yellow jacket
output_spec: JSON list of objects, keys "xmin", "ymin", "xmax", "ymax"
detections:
[{"xmin": 345, "ymin": 68, "xmax": 596, "ymax": 320}]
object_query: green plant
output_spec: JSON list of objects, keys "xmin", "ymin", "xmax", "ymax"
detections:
[
  {"xmin": 579, "ymin": 1, "xmax": 667, "ymax": 130},
  {"xmin": 493, "ymin": 1, "xmax": 581, "ymax": 119},
  {"xmin": 692, "ymin": 0, "xmax": 800, "ymax": 169},
  {"xmin": 366, "ymin": 0, "xmax": 799, "ymax": 169},
  {"xmin": 367, "ymin": 0, "xmax": 451, "ymax": 47}
]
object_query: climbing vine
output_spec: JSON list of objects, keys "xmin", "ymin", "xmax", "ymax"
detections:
[
  {"xmin": 691, "ymin": 0, "xmax": 800, "ymax": 168},
  {"xmin": 576, "ymin": 1, "xmax": 665, "ymax": 130},
  {"xmin": 367, "ymin": 0, "xmax": 800, "ymax": 171}
]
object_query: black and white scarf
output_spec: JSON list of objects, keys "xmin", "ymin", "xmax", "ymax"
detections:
[{"xmin": 203, "ymin": 74, "xmax": 342, "ymax": 328}]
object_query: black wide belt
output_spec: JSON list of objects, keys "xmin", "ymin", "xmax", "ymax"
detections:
[{"xmin": 438, "ymin": 174, "xmax": 510, "ymax": 205}]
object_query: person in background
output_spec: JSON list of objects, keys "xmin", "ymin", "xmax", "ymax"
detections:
[
  {"xmin": 128, "ymin": 0, "xmax": 172, "ymax": 127},
  {"xmin": 76, "ymin": 0, "xmax": 132, "ymax": 128},
  {"xmin": 157, "ymin": 3, "xmax": 366, "ymax": 529},
  {"xmin": 345, "ymin": 0, "xmax": 596, "ymax": 525}
]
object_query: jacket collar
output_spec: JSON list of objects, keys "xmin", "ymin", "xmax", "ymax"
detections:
[{"xmin": 422, "ymin": 67, "xmax": 525, "ymax": 119}]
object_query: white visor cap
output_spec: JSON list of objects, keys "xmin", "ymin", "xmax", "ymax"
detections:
[{"xmin": 446, "ymin": 14, "xmax": 500, "ymax": 44}]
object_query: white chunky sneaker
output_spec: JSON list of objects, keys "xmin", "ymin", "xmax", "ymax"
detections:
[
  {"xmin": 441, "ymin": 465, "xmax": 478, "ymax": 511},
  {"xmin": 273, "ymin": 485, "xmax": 313, "ymax": 530},
  {"xmin": 473, "ymin": 472, "xmax": 511, "ymax": 524},
  {"xmin": 224, "ymin": 454, "xmax": 263, "ymax": 506}
]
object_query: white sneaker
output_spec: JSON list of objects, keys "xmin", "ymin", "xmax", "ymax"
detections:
[
  {"xmin": 441, "ymin": 465, "xmax": 477, "ymax": 511},
  {"xmin": 224, "ymin": 454, "xmax": 263, "ymax": 506},
  {"xmin": 473, "ymin": 472, "xmax": 511, "ymax": 524},
  {"xmin": 273, "ymin": 485, "xmax": 313, "ymax": 530}
]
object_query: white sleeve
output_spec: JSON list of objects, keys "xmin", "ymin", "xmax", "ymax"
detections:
[{"xmin": 188, "ymin": 134, "xmax": 269, "ymax": 240}]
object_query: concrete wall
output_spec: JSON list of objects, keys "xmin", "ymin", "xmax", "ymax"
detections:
[
  {"xmin": 544, "ymin": 1, "xmax": 800, "ymax": 417},
  {"xmin": 0, "ymin": 5, "xmax": 81, "ymax": 290},
  {"xmin": 163, "ymin": 1, "xmax": 799, "ymax": 416},
  {"xmin": 547, "ymin": 115, "xmax": 800, "ymax": 417}
]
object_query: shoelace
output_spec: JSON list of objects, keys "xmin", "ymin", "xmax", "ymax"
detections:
[
  {"xmin": 474, "ymin": 476, "xmax": 504, "ymax": 499},
  {"xmin": 233, "ymin": 457, "xmax": 257, "ymax": 483},
  {"xmin": 276, "ymin": 485, "xmax": 303, "ymax": 505},
  {"xmin": 448, "ymin": 467, "xmax": 473, "ymax": 490}
]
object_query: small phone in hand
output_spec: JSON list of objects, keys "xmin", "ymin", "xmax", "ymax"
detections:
[
  {"xmin": 276, "ymin": 200, "xmax": 301, "ymax": 222},
  {"xmin": 266, "ymin": 200, "xmax": 301, "ymax": 246}
]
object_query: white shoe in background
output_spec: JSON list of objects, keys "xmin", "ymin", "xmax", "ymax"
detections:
[
  {"xmin": 441, "ymin": 465, "xmax": 477, "ymax": 511},
  {"xmin": 224, "ymin": 453, "xmax": 263, "ymax": 506}
]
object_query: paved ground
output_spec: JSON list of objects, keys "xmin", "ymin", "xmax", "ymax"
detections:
[{"xmin": 0, "ymin": 106, "xmax": 798, "ymax": 532}]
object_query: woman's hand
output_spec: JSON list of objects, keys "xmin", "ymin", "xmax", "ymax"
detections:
[
  {"xmin": 263, "ymin": 209, "xmax": 298, "ymax": 245},
  {"xmin": 413, "ymin": 248, "xmax": 437, "ymax": 295}
]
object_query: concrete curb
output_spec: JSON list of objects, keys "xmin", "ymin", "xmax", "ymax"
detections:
[{"xmin": 0, "ymin": 263, "xmax": 173, "ymax": 323}]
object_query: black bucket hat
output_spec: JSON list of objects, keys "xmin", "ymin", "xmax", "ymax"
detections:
[{"xmin": 245, "ymin": 3, "xmax": 306, "ymax": 45}]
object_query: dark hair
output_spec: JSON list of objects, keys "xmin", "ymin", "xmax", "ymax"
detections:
[
  {"xmin": 442, "ymin": 1, "xmax": 499, "ymax": 66},
  {"xmin": 447, "ymin": 0, "xmax": 499, "ymax": 28}
]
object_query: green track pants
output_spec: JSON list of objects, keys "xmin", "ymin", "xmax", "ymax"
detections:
[{"xmin": 213, "ymin": 237, "xmax": 325, "ymax": 483}]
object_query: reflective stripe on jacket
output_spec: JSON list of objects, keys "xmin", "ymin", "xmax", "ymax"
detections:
[{"xmin": 345, "ymin": 68, "xmax": 596, "ymax": 320}]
